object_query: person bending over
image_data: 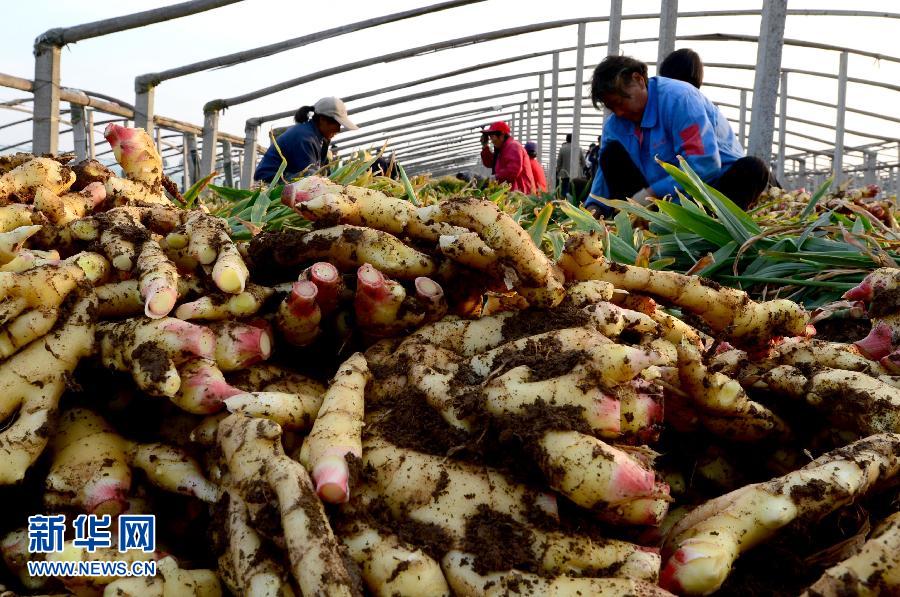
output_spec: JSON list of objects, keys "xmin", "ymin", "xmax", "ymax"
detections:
[
  {"xmin": 659, "ymin": 48, "xmax": 704, "ymax": 89},
  {"xmin": 254, "ymin": 96, "xmax": 358, "ymax": 184},
  {"xmin": 480, "ymin": 121, "xmax": 535, "ymax": 194},
  {"xmin": 584, "ymin": 56, "xmax": 775, "ymax": 215},
  {"xmin": 524, "ymin": 141, "xmax": 548, "ymax": 192}
]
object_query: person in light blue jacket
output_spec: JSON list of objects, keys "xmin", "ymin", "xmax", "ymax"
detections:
[{"xmin": 584, "ymin": 55, "xmax": 775, "ymax": 215}]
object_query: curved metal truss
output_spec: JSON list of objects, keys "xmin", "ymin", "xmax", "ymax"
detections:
[{"xmin": 2, "ymin": 0, "xmax": 898, "ymax": 194}]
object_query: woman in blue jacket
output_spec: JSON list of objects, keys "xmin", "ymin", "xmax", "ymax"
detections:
[
  {"xmin": 254, "ymin": 96, "xmax": 358, "ymax": 183},
  {"xmin": 584, "ymin": 56, "xmax": 774, "ymax": 215}
]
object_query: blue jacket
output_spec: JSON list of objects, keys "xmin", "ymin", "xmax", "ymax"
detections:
[
  {"xmin": 254, "ymin": 121, "xmax": 329, "ymax": 182},
  {"xmin": 586, "ymin": 77, "xmax": 744, "ymax": 209}
]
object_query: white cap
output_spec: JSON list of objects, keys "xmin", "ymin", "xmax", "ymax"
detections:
[{"xmin": 313, "ymin": 96, "xmax": 358, "ymax": 130}]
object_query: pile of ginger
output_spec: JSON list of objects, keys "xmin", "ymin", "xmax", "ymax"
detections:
[{"xmin": 0, "ymin": 126, "xmax": 896, "ymax": 596}]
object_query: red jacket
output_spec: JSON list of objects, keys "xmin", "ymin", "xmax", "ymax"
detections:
[
  {"xmin": 529, "ymin": 157, "xmax": 547, "ymax": 192},
  {"xmin": 481, "ymin": 137, "xmax": 535, "ymax": 194}
]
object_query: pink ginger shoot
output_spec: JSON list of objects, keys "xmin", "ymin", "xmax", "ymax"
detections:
[
  {"xmin": 854, "ymin": 321, "xmax": 896, "ymax": 360},
  {"xmin": 213, "ymin": 322, "xmax": 273, "ymax": 371},
  {"xmin": 303, "ymin": 261, "xmax": 343, "ymax": 314},
  {"xmin": 355, "ymin": 263, "xmax": 405, "ymax": 329},
  {"xmin": 174, "ymin": 359, "xmax": 243, "ymax": 414},
  {"xmin": 103, "ymin": 124, "xmax": 162, "ymax": 186},
  {"xmin": 277, "ymin": 280, "xmax": 322, "ymax": 346}
]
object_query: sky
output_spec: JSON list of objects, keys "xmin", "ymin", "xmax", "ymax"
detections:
[{"xmin": 1, "ymin": 0, "xmax": 898, "ymax": 179}]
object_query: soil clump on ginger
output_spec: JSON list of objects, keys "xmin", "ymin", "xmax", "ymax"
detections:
[
  {"xmin": 500, "ymin": 305, "xmax": 591, "ymax": 342},
  {"xmin": 463, "ymin": 505, "xmax": 537, "ymax": 574}
]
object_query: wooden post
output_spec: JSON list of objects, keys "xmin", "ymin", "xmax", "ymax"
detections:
[
  {"xmin": 200, "ymin": 110, "xmax": 219, "ymax": 176},
  {"xmin": 32, "ymin": 43, "xmax": 60, "ymax": 154},
  {"xmin": 549, "ymin": 52, "xmax": 560, "ymax": 190},
  {"xmin": 71, "ymin": 104, "xmax": 87, "ymax": 160},
  {"xmin": 833, "ymin": 51, "xmax": 849, "ymax": 183},
  {"xmin": 747, "ymin": 0, "xmax": 787, "ymax": 160}
]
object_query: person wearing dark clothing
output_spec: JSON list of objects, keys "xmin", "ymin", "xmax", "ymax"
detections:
[
  {"xmin": 254, "ymin": 96, "xmax": 358, "ymax": 183},
  {"xmin": 371, "ymin": 154, "xmax": 400, "ymax": 180},
  {"xmin": 584, "ymin": 55, "xmax": 776, "ymax": 216},
  {"xmin": 584, "ymin": 135, "xmax": 602, "ymax": 181},
  {"xmin": 658, "ymin": 48, "xmax": 778, "ymax": 198},
  {"xmin": 597, "ymin": 141, "xmax": 774, "ymax": 209},
  {"xmin": 659, "ymin": 48, "xmax": 704, "ymax": 89},
  {"xmin": 556, "ymin": 133, "xmax": 584, "ymax": 198},
  {"xmin": 524, "ymin": 141, "xmax": 548, "ymax": 192}
]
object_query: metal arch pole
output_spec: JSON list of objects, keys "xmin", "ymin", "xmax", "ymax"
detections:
[
  {"xmin": 777, "ymin": 71, "xmax": 788, "ymax": 181},
  {"xmin": 339, "ymin": 85, "xmax": 806, "ymax": 163},
  {"xmin": 86, "ymin": 108, "xmax": 96, "ymax": 159},
  {"xmin": 657, "ymin": 0, "xmax": 678, "ymax": 68},
  {"xmin": 203, "ymin": 17, "xmax": 613, "ymax": 112},
  {"xmin": 412, "ymin": 158, "xmax": 480, "ymax": 175},
  {"xmin": 137, "ymin": 1, "xmax": 480, "ymax": 87},
  {"xmin": 863, "ymin": 151, "xmax": 877, "ymax": 185},
  {"xmin": 205, "ymin": 11, "xmax": 879, "ymax": 115},
  {"xmin": 241, "ymin": 123, "xmax": 259, "ymax": 189},
  {"xmin": 404, "ymin": 146, "xmax": 481, "ymax": 169},
  {"xmin": 537, "ymin": 74, "xmax": 546, "ymax": 166},
  {"xmin": 569, "ymin": 23, "xmax": 586, "ymax": 185},
  {"xmin": 549, "ymin": 52, "xmax": 560, "ymax": 190},
  {"xmin": 747, "ymin": 0, "xmax": 787, "ymax": 160},
  {"xmin": 833, "ymin": 50, "xmax": 848, "ymax": 183},
  {"xmin": 185, "ymin": 133, "xmax": 200, "ymax": 186},
  {"xmin": 396, "ymin": 135, "xmax": 473, "ymax": 157},
  {"xmin": 351, "ymin": 96, "xmax": 511, "ymax": 130},
  {"xmin": 526, "ymin": 91, "xmax": 533, "ymax": 142},
  {"xmin": 343, "ymin": 105, "xmax": 504, "ymax": 146},
  {"xmin": 36, "ymin": 0, "xmax": 241, "ymax": 45},
  {"xmin": 609, "ymin": 0, "xmax": 622, "ymax": 56},
  {"xmin": 408, "ymin": 148, "xmax": 485, "ymax": 169},
  {"xmin": 32, "ymin": 43, "xmax": 60, "ymax": 155},
  {"xmin": 342, "ymin": 108, "xmax": 524, "ymax": 152},
  {"xmin": 518, "ymin": 103, "xmax": 525, "ymax": 139},
  {"xmin": 398, "ymin": 136, "xmax": 482, "ymax": 167},
  {"xmin": 401, "ymin": 117, "xmax": 609, "ymax": 159},
  {"xmin": 405, "ymin": 143, "xmax": 484, "ymax": 167},
  {"xmin": 181, "ymin": 133, "xmax": 191, "ymax": 191},
  {"xmin": 132, "ymin": 2, "xmax": 480, "ymax": 130},
  {"xmin": 135, "ymin": 88, "xmax": 155, "ymax": 132},
  {"xmin": 222, "ymin": 140, "xmax": 234, "ymax": 186},
  {"xmin": 738, "ymin": 89, "xmax": 747, "ymax": 147},
  {"xmin": 35, "ymin": 0, "xmax": 241, "ymax": 139},
  {"xmin": 894, "ymin": 165, "xmax": 899, "ymax": 197},
  {"xmin": 334, "ymin": 32, "xmax": 900, "ymax": 113},
  {"xmin": 246, "ymin": 33, "xmax": 900, "ymax": 130},
  {"xmin": 201, "ymin": 110, "xmax": 219, "ymax": 177},
  {"xmin": 71, "ymin": 104, "xmax": 87, "ymax": 161},
  {"xmin": 605, "ymin": 0, "xmax": 622, "ymax": 123},
  {"xmin": 346, "ymin": 67, "xmax": 576, "ymax": 123},
  {"xmin": 339, "ymin": 94, "xmax": 596, "ymax": 151}
]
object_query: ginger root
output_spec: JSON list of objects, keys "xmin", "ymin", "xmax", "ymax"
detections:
[
  {"xmin": 561, "ymin": 231, "xmax": 808, "ymax": 345},
  {"xmin": 0, "ymin": 157, "xmax": 75, "ymax": 201},
  {"xmin": 0, "ymin": 294, "xmax": 97, "ymax": 484},
  {"xmin": 217, "ymin": 413, "xmax": 356, "ymax": 595},
  {"xmin": 661, "ymin": 433, "xmax": 900, "ymax": 595},
  {"xmin": 300, "ymin": 352, "xmax": 369, "ymax": 503}
]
